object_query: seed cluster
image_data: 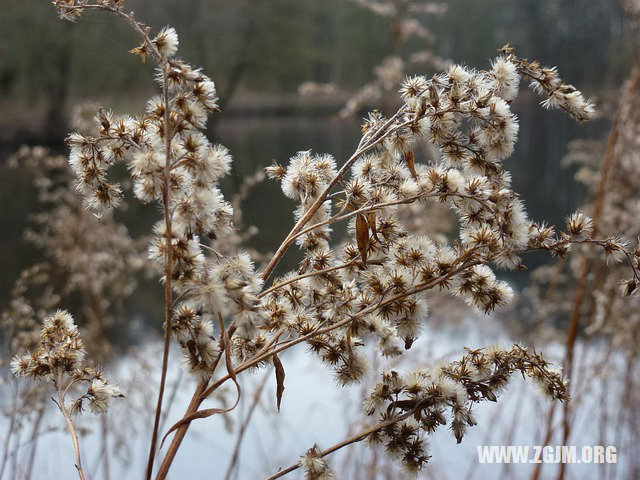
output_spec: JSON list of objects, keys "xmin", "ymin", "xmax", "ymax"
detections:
[
  {"xmin": 363, "ymin": 345, "xmax": 567, "ymax": 476},
  {"xmin": 11, "ymin": 310, "xmax": 123, "ymax": 414}
]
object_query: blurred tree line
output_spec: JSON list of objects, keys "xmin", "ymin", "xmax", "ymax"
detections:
[{"xmin": 0, "ymin": 0, "xmax": 634, "ymax": 145}]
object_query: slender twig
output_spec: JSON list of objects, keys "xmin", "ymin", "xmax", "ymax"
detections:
[
  {"xmin": 0, "ymin": 382, "xmax": 20, "ymax": 480},
  {"xmin": 286, "ymin": 189, "xmax": 494, "ymax": 248},
  {"xmin": 145, "ymin": 61, "xmax": 174, "ymax": 480},
  {"xmin": 24, "ymin": 403, "xmax": 45, "ymax": 480},
  {"xmin": 55, "ymin": 377, "xmax": 86, "ymax": 480},
  {"xmin": 259, "ymin": 261, "xmax": 358, "ymax": 298},
  {"xmin": 60, "ymin": 4, "xmax": 162, "ymax": 61},
  {"xmin": 263, "ymin": 402, "xmax": 427, "ymax": 480}
]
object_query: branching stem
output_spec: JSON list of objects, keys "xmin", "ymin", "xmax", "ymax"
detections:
[{"xmin": 55, "ymin": 376, "xmax": 86, "ymax": 480}]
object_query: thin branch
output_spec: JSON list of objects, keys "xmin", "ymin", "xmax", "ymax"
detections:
[
  {"xmin": 287, "ymin": 189, "xmax": 493, "ymax": 248},
  {"xmin": 259, "ymin": 261, "xmax": 358, "ymax": 298},
  {"xmin": 56, "ymin": 377, "xmax": 86, "ymax": 480},
  {"xmin": 59, "ymin": 3, "xmax": 162, "ymax": 61},
  {"xmin": 264, "ymin": 402, "xmax": 426, "ymax": 480},
  {"xmin": 24, "ymin": 404, "xmax": 46, "ymax": 480},
  {"xmin": 146, "ymin": 61, "xmax": 174, "ymax": 480}
]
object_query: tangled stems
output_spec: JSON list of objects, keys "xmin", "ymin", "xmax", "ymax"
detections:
[{"xmin": 154, "ymin": 254, "xmax": 477, "ymax": 480}]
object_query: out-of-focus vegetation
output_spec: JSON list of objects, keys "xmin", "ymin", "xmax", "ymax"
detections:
[{"xmin": 0, "ymin": 0, "xmax": 634, "ymax": 145}]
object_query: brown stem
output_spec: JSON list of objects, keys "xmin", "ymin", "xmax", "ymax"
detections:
[
  {"xmin": 24, "ymin": 403, "xmax": 45, "ymax": 480},
  {"xmin": 145, "ymin": 62, "xmax": 174, "ymax": 480},
  {"xmin": 56, "ymin": 379, "xmax": 86, "ymax": 480}
]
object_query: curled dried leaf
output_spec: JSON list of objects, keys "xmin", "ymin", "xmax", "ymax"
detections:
[
  {"xmin": 273, "ymin": 353, "xmax": 285, "ymax": 411},
  {"xmin": 404, "ymin": 149, "xmax": 417, "ymax": 179},
  {"xmin": 366, "ymin": 211, "xmax": 379, "ymax": 241}
]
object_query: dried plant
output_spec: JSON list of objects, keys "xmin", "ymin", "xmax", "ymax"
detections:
[
  {"xmin": 3, "ymin": 146, "xmax": 144, "ymax": 358},
  {"xmin": 0, "ymin": 142, "xmax": 145, "ymax": 479},
  {"xmin": 5, "ymin": 1, "xmax": 639, "ymax": 479},
  {"xmin": 11, "ymin": 310, "xmax": 123, "ymax": 480}
]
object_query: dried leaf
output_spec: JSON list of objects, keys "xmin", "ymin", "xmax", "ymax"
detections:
[
  {"xmin": 222, "ymin": 321, "xmax": 237, "ymax": 383},
  {"xmin": 356, "ymin": 213, "xmax": 369, "ymax": 265},
  {"xmin": 404, "ymin": 149, "xmax": 417, "ymax": 179},
  {"xmin": 273, "ymin": 353, "xmax": 285, "ymax": 411},
  {"xmin": 366, "ymin": 211, "xmax": 379, "ymax": 241},
  {"xmin": 69, "ymin": 398, "xmax": 84, "ymax": 416},
  {"xmin": 97, "ymin": 107, "xmax": 111, "ymax": 131},
  {"xmin": 404, "ymin": 337, "xmax": 415, "ymax": 350},
  {"xmin": 160, "ymin": 404, "xmax": 237, "ymax": 447}
]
